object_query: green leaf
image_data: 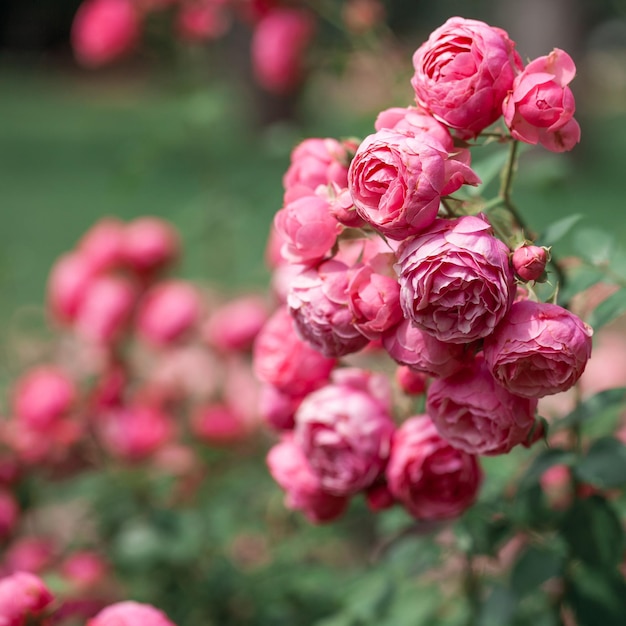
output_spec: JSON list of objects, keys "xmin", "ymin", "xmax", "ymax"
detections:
[
  {"xmin": 556, "ymin": 387, "xmax": 626, "ymax": 429},
  {"xmin": 477, "ymin": 585, "xmax": 517, "ymax": 626},
  {"xmin": 575, "ymin": 436, "xmax": 626, "ymax": 489},
  {"xmin": 510, "ymin": 545, "xmax": 564, "ymax": 598},
  {"xmin": 465, "ymin": 150, "xmax": 509, "ymax": 197},
  {"xmin": 518, "ymin": 448, "xmax": 576, "ymax": 490},
  {"xmin": 587, "ymin": 288, "xmax": 626, "ymax": 330},
  {"xmin": 557, "ymin": 265, "xmax": 606, "ymax": 306},
  {"xmin": 561, "ymin": 496, "xmax": 624, "ymax": 570},
  {"xmin": 538, "ymin": 214, "xmax": 583, "ymax": 247},
  {"xmin": 572, "ymin": 228, "xmax": 615, "ymax": 265}
]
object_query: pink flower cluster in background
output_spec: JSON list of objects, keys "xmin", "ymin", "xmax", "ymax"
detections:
[{"xmin": 254, "ymin": 16, "xmax": 590, "ymax": 526}]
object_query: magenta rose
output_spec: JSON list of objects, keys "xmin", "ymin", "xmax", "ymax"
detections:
[
  {"xmin": 383, "ymin": 318, "xmax": 473, "ymax": 378},
  {"xmin": 503, "ymin": 48, "xmax": 581, "ymax": 152},
  {"xmin": 88, "ymin": 601, "xmax": 177, "ymax": 626},
  {"xmin": 411, "ymin": 17, "xmax": 522, "ymax": 137},
  {"xmin": 287, "ymin": 259, "xmax": 370, "ymax": 357},
  {"xmin": 396, "ymin": 216, "xmax": 515, "ymax": 343},
  {"xmin": 295, "ymin": 380, "xmax": 395, "ymax": 496},
  {"xmin": 347, "ymin": 129, "xmax": 479, "ymax": 240},
  {"xmin": 386, "ymin": 415, "xmax": 482, "ymax": 520},
  {"xmin": 483, "ymin": 300, "xmax": 593, "ymax": 398},
  {"xmin": 426, "ymin": 358, "xmax": 538, "ymax": 455},
  {"xmin": 267, "ymin": 434, "xmax": 349, "ymax": 523}
]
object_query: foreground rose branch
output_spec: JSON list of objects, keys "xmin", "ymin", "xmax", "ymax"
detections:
[{"xmin": 253, "ymin": 16, "xmax": 626, "ymax": 625}]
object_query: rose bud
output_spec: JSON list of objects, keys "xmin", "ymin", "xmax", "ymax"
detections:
[
  {"xmin": 512, "ymin": 244, "xmax": 549, "ymax": 282},
  {"xmin": 47, "ymin": 251, "xmax": 97, "ymax": 323},
  {"xmin": 122, "ymin": 216, "xmax": 179, "ymax": 275},
  {"xmin": 77, "ymin": 218, "xmax": 126, "ymax": 272},
  {"xmin": 88, "ymin": 600, "xmax": 177, "ymax": 626}
]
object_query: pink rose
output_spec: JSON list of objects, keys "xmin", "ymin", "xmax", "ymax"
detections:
[
  {"xmin": 251, "ymin": 7, "xmax": 316, "ymax": 94},
  {"xmin": 295, "ymin": 381, "xmax": 395, "ymax": 495},
  {"xmin": 326, "ymin": 183, "xmax": 365, "ymax": 228},
  {"xmin": 374, "ymin": 106, "xmax": 453, "ymax": 150},
  {"xmin": 267, "ymin": 434, "xmax": 348, "ymax": 523},
  {"xmin": 122, "ymin": 216, "xmax": 179, "ymax": 275},
  {"xmin": 274, "ymin": 192, "xmax": 341, "ymax": 265},
  {"xmin": 426, "ymin": 358, "xmax": 538, "ymax": 455},
  {"xmin": 253, "ymin": 306, "xmax": 336, "ymax": 396},
  {"xmin": 411, "ymin": 17, "xmax": 523, "ymax": 137},
  {"xmin": 71, "ymin": 0, "xmax": 141, "ymax": 68},
  {"xmin": 396, "ymin": 216, "xmax": 515, "ymax": 343},
  {"xmin": 512, "ymin": 244, "xmax": 549, "ymax": 282},
  {"xmin": 386, "ymin": 415, "xmax": 482, "ymax": 520},
  {"xmin": 348, "ymin": 129, "xmax": 479, "ymax": 240},
  {"xmin": 259, "ymin": 384, "xmax": 303, "ymax": 431},
  {"xmin": 191, "ymin": 403, "xmax": 249, "ymax": 445},
  {"xmin": 483, "ymin": 300, "xmax": 593, "ymax": 398},
  {"xmin": 61, "ymin": 551, "xmax": 108, "ymax": 589},
  {"xmin": 88, "ymin": 601, "xmax": 177, "ymax": 626},
  {"xmin": 176, "ymin": 0, "xmax": 231, "ymax": 42},
  {"xmin": 47, "ymin": 251, "xmax": 97, "ymax": 323},
  {"xmin": 3, "ymin": 537, "xmax": 55, "ymax": 575},
  {"xmin": 287, "ymin": 259, "xmax": 370, "ymax": 357},
  {"xmin": 78, "ymin": 218, "xmax": 125, "ymax": 272},
  {"xmin": 503, "ymin": 49, "xmax": 581, "ymax": 152},
  {"xmin": 383, "ymin": 318, "xmax": 473, "ymax": 378},
  {"xmin": 0, "ymin": 572, "xmax": 54, "ymax": 625},
  {"xmin": 395, "ymin": 365, "xmax": 428, "ymax": 395}
]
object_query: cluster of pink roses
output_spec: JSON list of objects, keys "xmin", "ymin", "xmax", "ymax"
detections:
[{"xmin": 253, "ymin": 17, "xmax": 591, "ymax": 524}]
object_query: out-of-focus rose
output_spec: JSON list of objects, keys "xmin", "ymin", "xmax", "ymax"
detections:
[
  {"xmin": 47, "ymin": 251, "xmax": 97, "ymax": 323},
  {"xmin": 540, "ymin": 463, "xmax": 572, "ymax": 510},
  {"xmin": 503, "ymin": 49, "xmax": 580, "ymax": 152},
  {"xmin": 579, "ymin": 331, "xmax": 626, "ymax": 398},
  {"xmin": 122, "ymin": 216, "xmax": 179, "ymax": 275},
  {"xmin": 251, "ymin": 7, "xmax": 316, "ymax": 94},
  {"xmin": 0, "ymin": 489, "xmax": 18, "ymax": 540},
  {"xmin": 176, "ymin": 0, "xmax": 231, "ymax": 41},
  {"xmin": 13, "ymin": 367, "xmax": 76, "ymax": 431},
  {"xmin": 329, "ymin": 367, "xmax": 392, "ymax": 410},
  {"xmin": 287, "ymin": 259, "xmax": 370, "ymax": 358},
  {"xmin": 427, "ymin": 358, "xmax": 538, "ymax": 455},
  {"xmin": 77, "ymin": 218, "xmax": 126, "ymax": 272},
  {"xmin": 295, "ymin": 381, "xmax": 395, "ymax": 495},
  {"xmin": 191, "ymin": 403, "xmax": 249, "ymax": 445},
  {"xmin": 72, "ymin": 0, "xmax": 141, "ymax": 68},
  {"xmin": 61, "ymin": 551, "xmax": 109, "ymax": 589},
  {"xmin": 396, "ymin": 216, "xmax": 514, "ymax": 343},
  {"xmin": 0, "ymin": 571, "xmax": 54, "ymax": 625},
  {"xmin": 136, "ymin": 281, "xmax": 201, "ymax": 347},
  {"xmin": 395, "ymin": 365, "xmax": 428, "ymax": 395},
  {"xmin": 375, "ymin": 106, "xmax": 453, "ymax": 150},
  {"xmin": 348, "ymin": 129, "xmax": 479, "ymax": 240},
  {"xmin": 364, "ymin": 482, "xmax": 395, "ymax": 511},
  {"xmin": 258, "ymin": 384, "xmax": 303, "ymax": 431},
  {"xmin": 411, "ymin": 17, "xmax": 522, "ymax": 137},
  {"xmin": 512, "ymin": 244, "xmax": 549, "ymax": 282},
  {"xmin": 386, "ymin": 415, "xmax": 482, "ymax": 520},
  {"xmin": 253, "ymin": 306, "xmax": 336, "ymax": 396},
  {"xmin": 342, "ymin": 0, "xmax": 385, "ymax": 34},
  {"xmin": 88, "ymin": 600, "xmax": 177, "ymax": 626},
  {"xmin": 483, "ymin": 300, "xmax": 593, "ymax": 398},
  {"xmin": 383, "ymin": 318, "xmax": 473, "ymax": 378},
  {"xmin": 3, "ymin": 537, "xmax": 56, "ymax": 575},
  {"xmin": 267, "ymin": 434, "xmax": 349, "ymax": 523}
]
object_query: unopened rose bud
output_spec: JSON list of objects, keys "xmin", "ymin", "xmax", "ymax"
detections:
[{"xmin": 512, "ymin": 244, "xmax": 549, "ymax": 282}]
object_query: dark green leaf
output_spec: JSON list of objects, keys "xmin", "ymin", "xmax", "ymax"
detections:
[
  {"xmin": 556, "ymin": 388, "xmax": 626, "ymax": 430},
  {"xmin": 477, "ymin": 585, "xmax": 518, "ymax": 626},
  {"xmin": 538, "ymin": 214, "xmax": 583, "ymax": 247},
  {"xmin": 510, "ymin": 545, "xmax": 563, "ymax": 597},
  {"xmin": 572, "ymin": 228, "xmax": 615, "ymax": 265},
  {"xmin": 587, "ymin": 288, "xmax": 626, "ymax": 330},
  {"xmin": 557, "ymin": 265, "xmax": 606, "ymax": 306},
  {"xmin": 575, "ymin": 436, "xmax": 626, "ymax": 489}
]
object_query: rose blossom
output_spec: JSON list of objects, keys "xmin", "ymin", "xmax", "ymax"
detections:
[
  {"xmin": 395, "ymin": 366, "xmax": 428, "ymax": 395},
  {"xmin": 47, "ymin": 251, "xmax": 97, "ymax": 323},
  {"xmin": 88, "ymin": 601, "xmax": 177, "ymax": 626},
  {"xmin": 386, "ymin": 415, "xmax": 482, "ymax": 520},
  {"xmin": 375, "ymin": 106, "xmax": 453, "ymax": 150},
  {"xmin": 396, "ymin": 215, "xmax": 515, "ymax": 343},
  {"xmin": 512, "ymin": 244, "xmax": 549, "ymax": 282},
  {"xmin": 287, "ymin": 259, "xmax": 370, "ymax": 358},
  {"xmin": 267, "ymin": 434, "xmax": 348, "ymax": 523},
  {"xmin": 3, "ymin": 536, "xmax": 55, "ymax": 575},
  {"xmin": 503, "ymin": 48, "xmax": 581, "ymax": 153},
  {"xmin": 426, "ymin": 358, "xmax": 538, "ymax": 455},
  {"xmin": 295, "ymin": 380, "xmax": 395, "ymax": 495},
  {"xmin": 383, "ymin": 318, "xmax": 472, "ymax": 378},
  {"xmin": 176, "ymin": 0, "xmax": 231, "ymax": 42},
  {"xmin": 122, "ymin": 216, "xmax": 179, "ymax": 274},
  {"xmin": 78, "ymin": 218, "xmax": 125, "ymax": 272},
  {"xmin": 258, "ymin": 384, "xmax": 304, "ymax": 431},
  {"xmin": 483, "ymin": 300, "xmax": 593, "ymax": 398},
  {"xmin": 253, "ymin": 306, "xmax": 336, "ymax": 396},
  {"xmin": 61, "ymin": 551, "xmax": 109, "ymax": 589},
  {"xmin": 0, "ymin": 571, "xmax": 54, "ymax": 625},
  {"xmin": 191, "ymin": 403, "xmax": 249, "ymax": 445},
  {"xmin": 348, "ymin": 129, "xmax": 479, "ymax": 240},
  {"xmin": 411, "ymin": 17, "xmax": 523, "ymax": 137}
]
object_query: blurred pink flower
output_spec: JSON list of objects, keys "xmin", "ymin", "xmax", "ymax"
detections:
[
  {"xmin": 88, "ymin": 600, "xmax": 177, "ymax": 626},
  {"xmin": 0, "ymin": 571, "xmax": 54, "ymax": 626},
  {"xmin": 122, "ymin": 216, "xmax": 179, "ymax": 275}
]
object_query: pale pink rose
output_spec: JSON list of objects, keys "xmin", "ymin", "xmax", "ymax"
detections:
[
  {"xmin": 348, "ymin": 129, "xmax": 479, "ymax": 240},
  {"xmin": 122, "ymin": 216, "xmax": 179, "ymax": 274},
  {"xmin": 264, "ymin": 224, "xmax": 288, "ymax": 270},
  {"xmin": 47, "ymin": 251, "xmax": 97, "ymax": 323},
  {"xmin": 203, "ymin": 295, "xmax": 269, "ymax": 352},
  {"xmin": 251, "ymin": 7, "xmax": 316, "ymax": 94},
  {"xmin": 395, "ymin": 365, "xmax": 428, "ymax": 395},
  {"xmin": 396, "ymin": 216, "xmax": 515, "ymax": 343},
  {"xmin": 326, "ymin": 183, "xmax": 366, "ymax": 228},
  {"xmin": 426, "ymin": 358, "xmax": 538, "ymax": 455},
  {"xmin": 75, "ymin": 275, "xmax": 136, "ymax": 344},
  {"xmin": 347, "ymin": 263, "xmax": 403, "ymax": 340},
  {"xmin": 259, "ymin": 383, "xmax": 303, "ymax": 431},
  {"xmin": 253, "ymin": 306, "xmax": 336, "ymax": 396},
  {"xmin": 274, "ymin": 192, "xmax": 341, "ymax": 265},
  {"xmin": 72, "ymin": 0, "xmax": 141, "ymax": 67},
  {"xmin": 77, "ymin": 218, "xmax": 126, "ymax": 272},
  {"xmin": 503, "ymin": 49, "xmax": 580, "ymax": 152},
  {"xmin": 98, "ymin": 403, "xmax": 173, "ymax": 461},
  {"xmin": 411, "ymin": 17, "xmax": 523, "ymax": 137},
  {"xmin": 136, "ymin": 280, "xmax": 201, "ymax": 346},
  {"xmin": 382, "ymin": 318, "xmax": 474, "ymax": 378},
  {"xmin": 267, "ymin": 434, "xmax": 348, "ymax": 523},
  {"xmin": 579, "ymin": 331, "xmax": 626, "ymax": 398},
  {"xmin": 13, "ymin": 367, "xmax": 76, "ymax": 430},
  {"xmin": 295, "ymin": 382, "xmax": 395, "ymax": 495},
  {"xmin": 191, "ymin": 403, "xmax": 249, "ymax": 445},
  {"xmin": 483, "ymin": 300, "xmax": 593, "ymax": 398},
  {"xmin": 4, "ymin": 537, "xmax": 55, "ymax": 575},
  {"xmin": 386, "ymin": 415, "xmax": 482, "ymax": 520},
  {"xmin": 0, "ymin": 489, "xmax": 18, "ymax": 540},
  {"xmin": 512, "ymin": 244, "xmax": 549, "ymax": 282},
  {"xmin": 61, "ymin": 551, "xmax": 108, "ymax": 589},
  {"xmin": 176, "ymin": 0, "xmax": 231, "ymax": 41},
  {"xmin": 0, "ymin": 571, "xmax": 54, "ymax": 625},
  {"xmin": 88, "ymin": 601, "xmax": 177, "ymax": 626},
  {"xmin": 287, "ymin": 259, "xmax": 370, "ymax": 358},
  {"xmin": 375, "ymin": 106, "xmax": 454, "ymax": 150},
  {"xmin": 283, "ymin": 138, "xmax": 351, "ymax": 194}
]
